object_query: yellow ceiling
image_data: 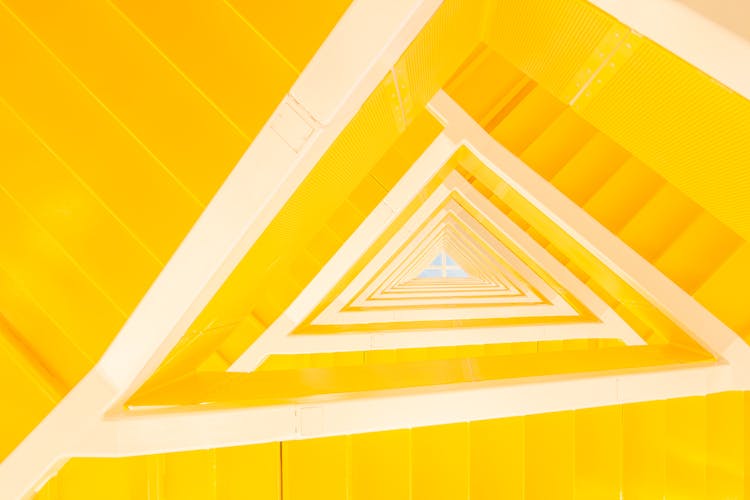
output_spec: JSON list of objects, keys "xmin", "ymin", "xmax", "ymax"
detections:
[{"xmin": 0, "ymin": 0, "xmax": 350, "ymax": 461}]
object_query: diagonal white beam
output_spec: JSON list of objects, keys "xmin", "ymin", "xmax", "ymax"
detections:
[
  {"xmin": 589, "ymin": 0, "xmax": 750, "ymax": 101},
  {"xmin": 350, "ymin": 207, "xmax": 536, "ymax": 307},
  {"xmin": 58, "ymin": 91, "xmax": 750, "ymax": 459},
  {"xmin": 0, "ymin": 1, "xmax": 444, "ymax": 497},
  {"xmin": 430, "ymin": 89, "xmax": 750, "ymax": 377},
  {"xmin": 261, "ymin": 174, "xmax": 644, "ymax": 350},
  {"xmin": 82, "ymin": 362, "xmax": 728, "ymax": 457},
  {"xmin": 229, "ymin": 132, "xmax": 459, "ymax": 370},
  {"xmin": 314, "ymin": 191, "xmax": 582, "ymax": 323}
]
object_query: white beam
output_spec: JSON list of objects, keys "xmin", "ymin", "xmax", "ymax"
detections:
[
  {"xmin": 34, "ymin": 89, "xmax": 750, "ymax": 462},
  {"xmin": 232, "ymin": 150, "xmax": 644, "ymax": 371},
  {"xmin": 229, "ymin": 133, "xmax": 458, "ymax": 370},
  {"xmin": 0, "ymin": 1, "xmax": 444, "ymax": 497},
  {"xmin": 80, "ymin": 362, "xmax": 730, "ymax": 457},
  {"xmin": 264, "ymin": 322, "xmax": 637, "ymax": 355},
  {"xmin": 589, "ymin": 0, "xmax": 750, "ymax": 100},
  {"xmin": 430, "ymin": 90, "xmax": 750, "ymax": 377}
]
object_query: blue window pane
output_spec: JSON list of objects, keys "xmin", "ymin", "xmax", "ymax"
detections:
[
  {"xmin": 446, "ymin": 268, "xmax": 468, "ymax": 278},
  {"xmin": 444, "ymin": 255, "xmax": 457, "ymax": 266},
  {"xmin": 429, "ymin": 254, "xmax": 443, "ymax": 266},
  {"xmin": 418, "ymin": 268, "xmax": 443, "ymax": 278}
]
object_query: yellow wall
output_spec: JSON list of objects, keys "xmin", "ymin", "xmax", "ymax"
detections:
[{"xmin": 37, "ymin": 392, "xmax": 749, "ymax": 499}]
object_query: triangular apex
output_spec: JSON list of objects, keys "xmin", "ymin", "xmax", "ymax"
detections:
[
  {"xmin": 228, "ymin": 111, "xmax": 659, "ymax": 373},
  {"xmin": 295, "ymin": 171, "xmax": 642, "ymax": 344},
  {"xmin": 379, "ymin": 217, "xmax": 520, "ymax": 297},
  {"xmin": 352, "ymin": 213, "xmax": 542, "ymax": 307},
  {"xmin": 418, "ymin": 250, "xmax": 470, "ymax": 278}
]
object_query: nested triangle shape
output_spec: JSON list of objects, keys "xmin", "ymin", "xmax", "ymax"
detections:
[
  {"xmin": 301, "ymin": 171, "xmax": 643, "ymax": 343},
  {"xmin": 121, "ymin": 91, "xmax": 745, "ymax": 451},
  {"xmin": 417, "ymin": 250, "xmax": 469, "ymax": 279},
  {"xmin": 224, "ymin": 164, "xmax": 646, "ymax": 373}
]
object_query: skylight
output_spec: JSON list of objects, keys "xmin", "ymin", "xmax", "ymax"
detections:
[{"xmin": 418, "ymin": 250, "xmax": 469, "ymax": 278}]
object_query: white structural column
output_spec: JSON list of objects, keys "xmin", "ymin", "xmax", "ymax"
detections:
[{"xmin": 0, "ymin": 1, "xmax": 444, "ymax": 498}]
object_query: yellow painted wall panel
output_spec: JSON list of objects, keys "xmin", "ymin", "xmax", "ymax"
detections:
[
  {"xmin": 309, "ymin": 353, "xmax": 337, "ymax": 369},
  {"xmin": 519, "ymin": 109, "xmax": 596, "ymax": 179},
  {"xmin": 0, "ymin": 266, "xmax": 91, "ymax": 387},
  {"xmin": 563, "ymin": 338, "xmax": 588, "ymax": 351},
  {"xmin": 575, "ymin": 405, "xmax": 622, "ymax": 500},
  {"xmin": 329, "ymin": 200, "xmax": 365, "ymax": 240},
  {"xmin": 694, "ymin": 244, "xmax": 750, "ymax": 337},
  {"xmin": 225, "ymin": 0, "xmax": 351, "ymax": 72},
  {"xmin": 446, "ymin": 47, "xmax": 527, "ymax": 125},
  {"xmin": 525, "ymin": 411, "xmax": 574, "ymax": 500},
  {"xmin": 197, "ymin": 351, "xmax": 229, "ymax": 372},
  {"xmin": 412, "ymin": 423, "xmax": 469, "ymax": 500},
  {"xmin": 216, "ymin": 443, "xmax": 280, "ymax": 500},
  {"xmin": 110, "ymin": 0, "xmax": 296, "ymax": 139},
  {"xmin": 0, "ymin": 191, "xmax": 124, "ymax": 359},
  {"xmin": 258, "ymin": 339, "xmax": 620, "ymax": 372},
  {"xmin": 307, "ymin": 226, "xmax": 345, "ymax": 266},
  {"xmin": 59, "ymin": 457, "xmax": 146, "ymax": 500},
  {"xmin": 707, "ymin": 392, "xmax": 744, "ymax": 499},
  {"xmin": 2, "ymin": 0, "xmax": 247, "ymax": 204},
  {"xmin": 396, "ymin": 346, "xmax": 452, "ymax": 362},
  {"xmin": 149, "ymin": 321, "xmax": 238, "ymax": 386},
  {"xmin": 289, "ymin": 251, "xmax": 323, "ymax": 289},
  {"xmin": 216, "ymin": 315, "xmax": 267, "ymax": 363},
  {"xmin": 257, "ymin": 354, "xmax": 305, "ymax": 372},
  {"xmin": 332, "ymin": 351, "xmax": 365, "ymax": 367},
  {"xmin": 367, "ymin": 111, "xmax": 443, "ymax": 191},
  {"xmin": 537, "ymin": 339, "xmax": 564, "ymax": 352},
  {"xmin": 350, "ymin": 430, "xmax": 409, "ymax": 500},
  {"xmin": 489, "ymin": 86, "xmax": 566, "ymax": 155},
  {"xmin": 485, "ymin": 0, "xmax": 614, "ymax": 98},
  {"xmin": 623, "ymin": 400, "xmax": 666, "ymax": 499},
  {"xmin": 35, "ymin": 395, "xmax": 750, "ymax": 499},
  {"xmin": 618, "ymin": 185, "xmax": 701, "ymax": 263},
  {"xmin": 262, "ymin": 270, "xmax": 305, "ymax": 318},
  {"xmin": 0, "ymin": 5, "xmax": 201, "ymax": 262},
  {"xmin": 655, "ymin": 212, "xmax": 742, "ymax": 294},
  {"xmin": 282, "ymin": 436, "xmax": 348, "ymax": 500},
  {"xmin": 470, "ymin": 417, "xmax": 524, "ymax": 500},
  {"xmin": 164, "ymin": 449, "xmax": 216, "ymax": 499},
  {"xmin": 550, "ymin": 133, "xmax": 629, "ymax": 206},
  {"xmin": 577, "ymin": 39, "xmax": 750, "ymax": 243},
  {"xmin": 584, "ymin": 157, "xmax": 664, "ymax": 233},
  {"xmin": 0, "ymin": 101, "xmax": 161, "ymax": 314},
  {"xmin": 665, "ymin": 396, "xmax": 707, "ymax": 498},
  {"xmin": 364, "ymin": 349, "xmax": 397, "ymax": 365},
  {"xmin": 33, "ymin": 476, "xmax": 59, "ymax": 500},
  {"xmin": 349, "ymin": 175, "xmax": 388, "ymax": 216},
  {"xmin": 397, "ymin": 0, "xmax": 487, "ymax": 115},
  {"xmin": 0, "ymin": 332, "xmax": 58, "ymax": 461}
]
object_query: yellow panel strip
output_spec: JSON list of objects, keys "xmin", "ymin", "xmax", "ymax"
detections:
[
  {"xmin": 0, "ymin": 2, "xmax": 206, "ymax": 209},
  {"xmin": 106, "ymin": 1, "xmax": 250, "ymax": 140},
  {"xmin": 219, "ymin": 0, "xmax": 300, "ymax": 74}
]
